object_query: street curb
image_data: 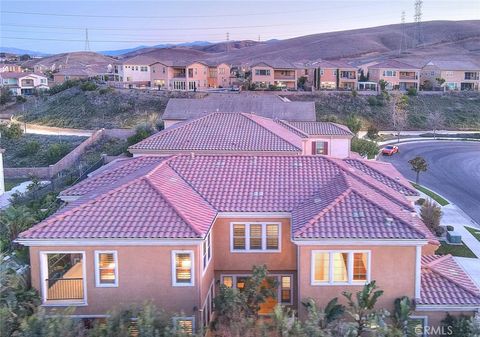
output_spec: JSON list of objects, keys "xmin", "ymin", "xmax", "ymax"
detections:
[
  {"xmin": 408, "ymin": 181, "xmax": 453, "ymax": 205},
  {"xmin": 379, "ymin": 137, "xmax": 480, "ymax": 146}
]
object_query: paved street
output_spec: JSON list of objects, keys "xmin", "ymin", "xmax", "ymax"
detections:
[{"xmin": 378, "ymin": 141, "xmax": 480, "ymax": 227}]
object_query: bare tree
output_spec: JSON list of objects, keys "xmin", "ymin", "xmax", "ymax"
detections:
[
  {"xmin": 390, "ymin": 93, "xmax": 408, "ymax": 143},
  {"xmin": 426, "ymin": 110, "xmax": 445, "ymax": 139}
]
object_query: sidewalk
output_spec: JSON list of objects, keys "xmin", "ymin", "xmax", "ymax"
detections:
[{"xmin": 441, "ymin": 204, "xmax": 480, "ymax": 257}]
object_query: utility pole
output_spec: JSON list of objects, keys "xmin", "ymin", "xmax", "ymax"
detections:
[
  {"xmin": 226, "ymin": 32, "xmax": 230, "ymax": 53},
  {"xmin": 399, "ymin": 11, "xmax": 408, "ymax": 54},
  {"xmin": 84, "ymin": 28, "xmax": 91, "ymax": 51},
  {"xmin": 413, "ymin": 0, "xmax": 424, "ymax": 48},
  {"xmin": 258, "ymin": 35, "xmax": 261, "ymax": 42}
]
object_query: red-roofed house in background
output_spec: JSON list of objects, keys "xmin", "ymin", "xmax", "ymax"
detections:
[
  {"xmin": 368, "ymin": 60, "xmax": 421, "ymax": 91},
  {"xmin": 421, "ymin": 60, "xmax": 480, "ymax": 91},
  {"xmin": 302, "ymin": 60, "xmax": 358, "ymax": 91},
  {"xmin": 0, "ymin": 63, "xmax": 23, "ymax": 73},
  {"xmin": 0, "ymin": 72, "xmax": 49, "ymax": 95},
  {"xmin": 113, "ymin": 55, "xmax": 157, "ymax": 88},
  {"xmin": 251, "ymin": 60, "xmax": 299, "ymax": 90},
  {"xmin": 15, "ymin": 150, "xmax": 480, "ymax": 333}
]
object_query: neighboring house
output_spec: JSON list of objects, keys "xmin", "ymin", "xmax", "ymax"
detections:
[
  {"xmin": 162, "ymin": 94, "xmax": 316, "ymax": 128},
  {"xmin": 421, "ymin": 60, "xmax": 480, "ymax": 91},
  {"xmin": 368, "ymin": 60, "xmax": 420, "ymax": 91},
  {"xmin": 113, "ymin": 55, "xmax": 156, "ymax": 88},
  {"xmin": 17, "ymin": 153, "xmax": 479, "ymax": 333},
  {"xmin": 0, "ymin": 72, "xmax": 49, "ymax": 95},
  {"xmin": 129, "ymin": 112, "xmax": 353, "ymax": 158},
  {"xmin": 53, "ymin": 65, "xmax": 113, "ymax": 84},
  {"xmin": 150, "ymin": 60, "xmax": 231, "ymax": 91},
  {"xmin": 251, "ymin": 60, "xmax": 298, "ymax": 89},
  {"xmin": 302, "ymin": 60, "xmax": 358, "ymax": 90},
  {"xmin": 0, "ymin": 63, "xmax": 23, "ymax": 73}
]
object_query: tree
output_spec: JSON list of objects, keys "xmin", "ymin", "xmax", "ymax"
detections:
[
  {"xmin": 342, "ymin": 281, "xmax": 387, "ymax": 336},
  {"xmin": 302, "ymin": 297, "xmax": 345, "ymax": 335},
  {"xmin": 392, "ymin": 296, "xmax": 414, "ymax": 336},
  {"xmin": 20, "ymin": 308, "xmax": 85, "ymax": 337},
  {"xmin": 441, "ymin": 313, "xmax": 478, "ymax": 337},
  {"xmin": 378, "ymin": 79, "xmax": 388, "ymax": 91},
  {"xmin": 0, "ymin": 205, "xmax": 36, "ymax": 252},
  {"xmin": 426, "ymin": 110, "xmax": 446, "ymax": 139},
  {"xmin": 297, "ymin": 76, "xmax": 307, "ymax": 90},
  {"xmin": 345, "ymin": 114, "xmax": 362, "ymax": 136},
  {"xmin": 366, "ymin": 125, "xmax": 379, "ymax": 140},
  {"xmin": 19, "ymin": 54, "xmax": 31, "ymax": 61},
  {"xmin": 436, "ymin": 77, "xmax": 446, "ymax": 88},
  {"xmin": 351, "ymin": 138, "xmax": 379, "ymax": 159},
  {"xmin": 0, "ymin": 87, "xmax": 13, "ymax": 105},
  {"xmin": 391, "ymin": 93, "xmax": 408, "ymax": 143},
  {"xmin": 408, "ymin": 156, "xmax": 428, "ymax": 184},
  {"xmin": 421, "ymin": 199, "xmax": 443, "ymax": 237}
]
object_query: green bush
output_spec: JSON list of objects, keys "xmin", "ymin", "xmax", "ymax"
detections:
[
  {"xmin": 45, "ymin": 142, "xmax": 71, "ymax": 164},
  {"xmin": 0, "ymin": 123, "xmax": 23, "ymax": 139},
  {"xmin": 351, "ymin": 138, "xmax": 379, "ymax": 159},
  {"xmin": 407, "ymin": 87, "xmax": 418, "ymax": 96},
  {"xmin": 0, "ymin": 87, "xmax": 13, "ymax": 105},
  {"xmin": 127, "ymin": 123, "xmax": 155, "ymax": 146},
  {"xmin": 420, "ymin": 199, "xmax": 444, "ymax": 237},
  {"xmin": 19, "ymin": 141, "xmax": 40, "ymax": 157},
  {"xmin": 16, "ymin": 95, "xmax": 27, "ymax": 103},
  {"xmin": 99, "ymin": 87, "xmax": 114, "ymax": 95},
  {"xmin": 80, "ymin": 81, "xmax": 98, "ymax": 91},
  {"xmin": 415, "ymin": 198, "xmax": 426, "ymax": 206},
  {"xmin": 366, "ymin": 125, "xmax": 379, "ymax": 140},
  {"xmin": 367, "ymin": 96, "xmax": 377, "ymax": 106},
  {"xmin": 48, "ymin": 79, "xmax": 80, "ymax": 95}
]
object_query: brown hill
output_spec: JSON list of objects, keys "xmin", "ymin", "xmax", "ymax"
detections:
[{"xmin": 21, "ymin": 51, "xmax": 115, "ymax": 71}]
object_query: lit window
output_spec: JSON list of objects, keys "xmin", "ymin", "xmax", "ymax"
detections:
[
  {"xmin": 222, "ymin": 276, "xmax": 233, "ymax": 288},
  {"xmin": 95, "ymin": 251, "xmax": 118, "ymax": 287},
  {"xmin": 313, "ymin": 252, "xmax": 329, "ymax": 283},
  {"xmin": 333, "ymin": 253, "xmax": 348, "ymax": 283},
  {"xmin": 231, "ymin": 223, "xmax": 280, "ymax": 252},
  {"xmin": 313, "ymin": 141, "xmax": 328, "ymax": 155},
  {"xmin": 173, "ymin": 317, "xmax": 194, "ymax": 335},
  {"xmin": 172, "ymin": 251, "xmax": 194, "ymax": 286},
  {"xmin": 202, "ymin": 232, "xmax": 212, "ymax": 272},
  {"xmin": 312, "ymin": 251, "xmax": 370, "ymax": 285},
  {"xmin": 281, "ymin": 276, "xmax": 292, "ymax": 304}
]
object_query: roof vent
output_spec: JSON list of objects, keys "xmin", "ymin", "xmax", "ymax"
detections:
[
  {"xmin": 215, "ymin": 161, "xmax": 225, "ymax": 167},
  {"xmin": 253, "ymin": 191, "xmax": 263, "ymax": 197},
  {"xmin": 352, "ymin": 210, "xmax": 365, "ymax": 218},
  {"xmin": 314, "ymin": 198, "xmax": 322, "ymax": 204},
  {"xmin": 293, "ymin": 161, "xmax": 303, "ymax": 167},
  {"xmin": 385, "ymin": 217, "xmax": 394, "ymax": 226},
  {"xmin": 395, "ymin": 177, "xmax": 400, "ymax": 181}
]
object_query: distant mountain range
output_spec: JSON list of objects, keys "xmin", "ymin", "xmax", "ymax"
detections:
[
  {"xmin": 99, "ymin": 41, "xmax": 214, "ymax": 56},
  {"xmin": 0, "ymin": 47, "xmax": 50, "ymax": 57}
]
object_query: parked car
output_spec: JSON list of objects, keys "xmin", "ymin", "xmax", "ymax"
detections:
[{"xmin": 382, "ymin": 145, "xmax": 399, "ymax": 156}]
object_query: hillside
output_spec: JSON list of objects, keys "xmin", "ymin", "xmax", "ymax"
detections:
[{"xmin": 21, "ymin": 51, "xmax": 116, "ymax": 71}]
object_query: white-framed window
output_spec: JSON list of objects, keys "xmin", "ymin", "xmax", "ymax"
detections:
[
  {"xmin": 172, "ymin": 250, "xmax": 194, "ymax": 286},
  {"xmin": 230, "ymin": 222, "xmax": 281, "ymax": 252},
  {"xmin": 320, "ymin": 69, "xmax": 324, "ymax": 75},
  {"xmin": 40, "ymin": 251, "xmax": 87, "ymax": 305},
  {"xmin": 221, "ymin": 274, "xmax": 293, "ymax": 305},
  {"xmin": 94, "ymin": 251, "xmax": 118, "ymax": 287},
  {"xmin": 202, "ymin": 231, "xmax": 212, "ymax": 273},
  {"xmin": 383, "ymin": 70, "xmax": 397, "ymax": 76},
  {"xmin": 173, "ymin": 316, "xmax": 195, "ymax": 334},
  {"xmin": 311, "ymin": 250, "xmax": 370, "ymax": 285}
]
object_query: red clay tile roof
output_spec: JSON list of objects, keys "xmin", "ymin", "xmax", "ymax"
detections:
[
  {"xmin": 344, "ymin": 159, "xmax": 418, "ymax": 196},
  {"xmin": 129, "ymin": 112, "xmax": 303, "ymax": 153},
  {"xmin": 419, "ymin": 255, "xmax": 480, "ymax": 306},
  {"xmin": 23, "ymin": 155, "xmax": 436, "ymax": 241},
  {"xmin": 129, "ymin": 112, "xmax": 353, "ymax": 154},
  {"xmin": 368, "ymin": 60, "xmax": 419, "ymax": 70}
]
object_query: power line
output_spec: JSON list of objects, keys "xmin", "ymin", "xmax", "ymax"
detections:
[
  {"xmin": 1, "ymin": 36, "xmax": 226, "ymax": 43},
  {"xmin": 413, "ymin": 0, "xmax": 424, "ymax": 47}
]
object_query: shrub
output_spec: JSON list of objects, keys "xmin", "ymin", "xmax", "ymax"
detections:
[
  {"xmin": 441, "ymin": 313, "xmax": 478, "ymax": 337},
  {"xmin": 420, "ymin": 199, "xmax": 444, "ymax": 236},
  {"xmin": 80, "ymin": 81, "xmax": 98, "ymax": 91},
  {"xmin": 16, "ymin": 95, "xmax": 27, "ymax": 103},
  {"xmin": 351, "ymin": 138, "xmax": 379, "ymax": 159},
  {"xmin": 346, "ymin": 114, "xmax": 362, "ymax": 135},
  {"xmin": 407, "ymin": 87, "xmax": 417, "ymax": 96},
  {"xmin": 0, "ymin": 123, "xmax": 23, "ymax": 139},
  {"xmin": 0, "ymin": 87, "xmax": 13, "ymax": 105},
  {"xmin": 446, "ymin": 225, "xmax": 454, "ymax": 231},
  {"xmin": 415, "ymin": 198, "xmax": 426, "ymax": 206},
  {"xmin": 351, "ymin": 89, "xmax": 358, "ymax": 97},
  {"xmin": 19, "ymin": 141, "xmax": 40, "ymax": 157},
  {"xmin": 127, "ymin": 123, "xmax": 155, "ymax": 146},
  {"xmin": 366, "ymin": 125, "xmax": 379, "ymax": 140},
  {"xmin": 48, "ymin": 79, "xmax": 80, "ymax": 95},
  {"xmin": 99, "ymin": 87, "xmax": 114, "ymax": 95},
  {"xmin": 367, "ymin": 96, "xmax": 377, "ymax": 106},
  {"xmin": 45, "ymin": 142, "xmax": 71, "ymax": 164}
]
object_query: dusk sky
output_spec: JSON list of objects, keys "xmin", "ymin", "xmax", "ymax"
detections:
[{"xmin": 1, "ymin": 0, "xmax": 479, "ymax": 54}]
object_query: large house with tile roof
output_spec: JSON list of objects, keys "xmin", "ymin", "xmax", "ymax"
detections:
[
  {"xmin": 162, "ymin": 94, "xmax": 316, "ymax": 128},
  {"xmin": 129, "ymin": 112, "xmax": 353, "ymax": 158},
  {"xmin": 0, "ymin": 72, "xmax": 49, "ymax": 95},
  {"xmin": 420, "ymin": 60, "xmax": 480, "ymax": 91},
  {"xmin": 368, "ymin": 60, "xmax": 421, "ymax": 91},
  {"xmin": 250, "ymin": 60, "xmax": 299, "ymax": 90},
  {"xmin": 16, "ymin": 151, "xmax": 480, "ymax": 333}
]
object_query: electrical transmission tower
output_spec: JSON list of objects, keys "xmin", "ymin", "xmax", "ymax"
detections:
[
  {"xmin": 84, "ymin": 28, "xmax": 91, "ymax": 51},
  {"xmin": 399, "ymin": 11, "xmax": 408, "ymax": 54},
  {"xmin": 226, "ymin": 32, "xmax": 230, "ymax": 53},
  {"xmin": 413, "ymin": 0, "xmax": 424, "ymax": 47}
]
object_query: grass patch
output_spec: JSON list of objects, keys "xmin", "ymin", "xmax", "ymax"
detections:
[
  {"xmin": 4, "ymin": 178, "xmax": 30, "ymax": 191},
  {"xmin": 436, "ymin": 241, "xmax": 477, "ymax": 258},
  {"xmin": 466, "ymin": 226, "xmax": 480, "ymax": 242},
  {"xmin": 411, "ymin": 182, "xmax": 449, "ymax": 206},
  {"xmin": 1, "ymin": 133, "xmax": 87, "ymax": 167}
]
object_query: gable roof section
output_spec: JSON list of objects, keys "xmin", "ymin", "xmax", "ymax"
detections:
[
  {"xmin": 20, "ymin": 159, "xmax": 216, "ymax": 240},
  {"xmin": 419, "ymin": 255, "xmax": 480, "ymax": 306},
  {"xmin": 344, "ymin": 158, "xmax": 418, "ymax": 196},
  {"xmin": 129, "ymin": 112, "xmax": 302, "ymax": 153},
  {"xmin": 369, "ymin": 60, "xmax": 420, "ymax": 70},
  {"xmin": 162, "ymin": 94, "xmax": 316, "ymax": 122},
  {"xmin": 425, "ymin": 60, "xmax": 480, "ymax": 71},
  {"xmin": 283, "ymin": 121, "xmax": 353, "ymax": 136}
]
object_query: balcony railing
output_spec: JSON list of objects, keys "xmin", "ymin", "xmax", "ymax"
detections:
[
  {"xmin": 46, "ymin": 278, "xmax": 84, "ymax": 301},
  {"xmin": 399, "ymin": 74, "xmax": 418, "ymax": 80},
  {"xmin": 274, "ymin": 75, "xmax": 296, "ymax": 80}
]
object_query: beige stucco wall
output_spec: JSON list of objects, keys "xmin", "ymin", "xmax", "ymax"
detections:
[
  {"xmin": 30, "ymin": 245, "xmax": 201, "ymax": 318},
  {"xmin": 302, "ymin": 136, "xmax": 352, "ymax": 158},
  {"xmin": 251, "ymin": 65, "xmax": 274, "ymax": 87},
  {"xmin": 186, "ymin": 62, "xmax": 209, "ymax": 91},
  {"xmin": 297, "ymin": 245, "xmax": 417, "ymax": 318}
]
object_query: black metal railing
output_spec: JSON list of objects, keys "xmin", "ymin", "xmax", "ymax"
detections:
[{"xmin": 46, "ymin": 278, "xmax": 84, "ymax": 300}]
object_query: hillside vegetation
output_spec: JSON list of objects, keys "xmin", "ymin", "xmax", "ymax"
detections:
[
  {"xmin": 13, "ymin": 82, "xmax": 202, "ymax": 129},
  {"xmin": 289, "ymin": 92, "xmax": 480, "ymax": 130}
]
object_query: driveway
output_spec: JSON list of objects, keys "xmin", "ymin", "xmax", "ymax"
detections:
[{"xmin": 378, "ymin": 141, "xmax": 480, "ymax": 226}]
